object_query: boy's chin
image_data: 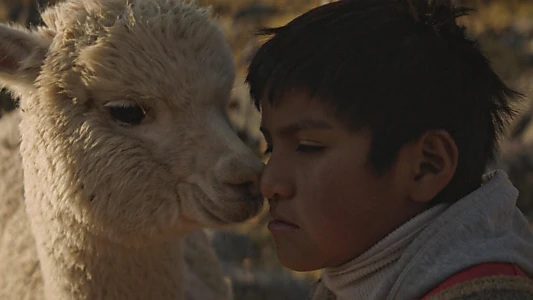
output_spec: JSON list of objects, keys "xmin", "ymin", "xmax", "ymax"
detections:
[{"xmin": 274, "ymin": 244, "xmax": 326, "ymax": 272}]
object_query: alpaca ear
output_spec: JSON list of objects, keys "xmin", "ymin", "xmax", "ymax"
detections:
[{"xmin": 0, "ymin": 24, "xmax": 52, "ymax": 92}]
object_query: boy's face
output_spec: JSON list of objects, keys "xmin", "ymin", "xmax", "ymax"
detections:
[{"xmin": 260, "ymin": 91, "xmax": 426, "ymax": 271}]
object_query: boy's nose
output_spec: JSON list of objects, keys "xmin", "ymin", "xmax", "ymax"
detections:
[{"xmin": 259, "ymin": 165, "xmax": 294, "ymax": 201}]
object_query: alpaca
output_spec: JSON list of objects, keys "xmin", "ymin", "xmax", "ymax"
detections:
[
  {"xmin": 0, "ymin": 0, "xmax": 265, "ymax": 299},
  {"xmin": 0, "ymin": 119, "xmax": 233, "ymax": 300}
]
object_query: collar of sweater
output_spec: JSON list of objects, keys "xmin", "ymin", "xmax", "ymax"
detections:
[{"xmin": 323, "ymin": 203, "xmax": 449, "ymax": 300}]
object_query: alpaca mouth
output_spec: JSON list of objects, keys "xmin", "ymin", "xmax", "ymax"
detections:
[
  {"xmin": 202, "ymin": 189, "xmax": 264, "ymax": 224},
  {"xmin": 179, "ymin": 183, "xmax": 264, "ymax": 225}
]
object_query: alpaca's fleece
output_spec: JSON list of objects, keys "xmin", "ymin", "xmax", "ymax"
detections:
[{"xmin": 0, "ymin": 0, "xmax": 264, "ymax": 299}]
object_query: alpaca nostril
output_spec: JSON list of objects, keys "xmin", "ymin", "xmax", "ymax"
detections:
[
  {"xmin": 215, "ymin": 154, "xmax": 264, "ymax": 198},
  {"xmin": 243, "ymin": 180, "xmax": 261, "ymax": 199},
  {"xmin": 227, "ymin": 179, "xmax": 261, "ymax": 200}
]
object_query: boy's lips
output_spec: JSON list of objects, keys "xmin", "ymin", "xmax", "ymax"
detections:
[{"xmin": 268, "ymin": 210, "xmax": 300, "ymax": 232}]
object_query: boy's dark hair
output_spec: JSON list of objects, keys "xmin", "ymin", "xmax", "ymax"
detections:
[{"xmin": 246, "ymin": 0, "xmax": 520, "ymax": 204}]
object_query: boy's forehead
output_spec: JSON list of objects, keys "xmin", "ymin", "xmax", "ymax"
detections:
[
  {"xmin": 260, "ymin": 89, "xmax": 334, "ymax": 113},
  {"xmin": 259, "ymin": 93, "xmax": 342, "ymax": 133},
  {"xmin": 261, "ymin": 92, "xmax": 323, "ymax": 119}
]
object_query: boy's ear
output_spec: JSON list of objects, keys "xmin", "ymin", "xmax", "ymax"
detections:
[
  {"xmin": 0, "ymin": 24, "xmax": 54, "ymax": 93},
  {"xmin": 409, "ymin": 130, "xmax": 458, "ymax": 203}
]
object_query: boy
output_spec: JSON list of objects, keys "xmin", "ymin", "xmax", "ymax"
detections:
[{"xmin": 246, "ymin": 0, "xmax": 533, "ymax": 299}]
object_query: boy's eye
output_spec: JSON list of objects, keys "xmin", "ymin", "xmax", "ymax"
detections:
[
  {"xmin": 263, "ymin": 141, "xmax": 324, "ymax": 155},
  {"xmin": 296, "ymin": 142, "xmax": 325, "ymax": 153}
]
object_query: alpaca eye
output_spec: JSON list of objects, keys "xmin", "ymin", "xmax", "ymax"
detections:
[{"xmin": 105, "ymin": 101, "xmax": 146, "ymax": 126}]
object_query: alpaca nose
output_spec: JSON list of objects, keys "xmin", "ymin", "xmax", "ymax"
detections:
[
  {"xmin": 215, "ymin": 154, "xmax": 264, "ymax": 198},
  {"xmin": 240, "ymin": 176, "xmax": 261, "ymax": 199}
]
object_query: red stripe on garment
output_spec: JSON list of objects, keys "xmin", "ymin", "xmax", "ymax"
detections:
[{"xmin": 421, "ymin": 263, "xmax": 531, "ymax": 299}]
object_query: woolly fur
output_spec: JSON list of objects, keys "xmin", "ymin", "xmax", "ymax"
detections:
[{"xmin": 0, "ymin": 0, "xmax": 264, "ymax": 299}]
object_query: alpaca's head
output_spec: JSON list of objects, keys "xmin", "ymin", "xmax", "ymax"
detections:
[{"xmin": 0, "ymin": 0, "xmax": 264, "ymax": 246}]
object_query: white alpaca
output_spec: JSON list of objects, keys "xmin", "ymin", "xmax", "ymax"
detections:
[{"xmin": 0, "ymin": 0, "xmax": 264, "ymax": 299}]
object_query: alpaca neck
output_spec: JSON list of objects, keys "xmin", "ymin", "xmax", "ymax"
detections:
[{"xmin": 35, "ymin": 223, "xmax": 185, "ymax": 300}]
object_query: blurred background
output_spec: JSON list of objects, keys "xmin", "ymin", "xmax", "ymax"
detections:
[{"xmin": 1, "ymin": 0, "xmax": 533, "ymax": 299}]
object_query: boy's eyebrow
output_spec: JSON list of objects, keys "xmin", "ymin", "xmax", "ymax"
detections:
[{"xmin": 260, "ymin": 119, "xmax": 333, "ymax": 137}]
